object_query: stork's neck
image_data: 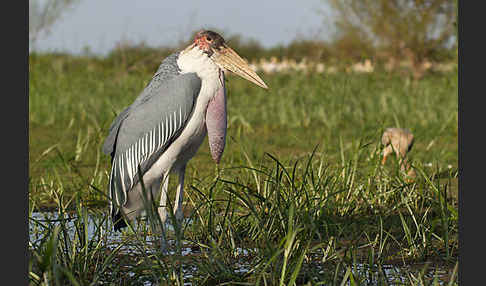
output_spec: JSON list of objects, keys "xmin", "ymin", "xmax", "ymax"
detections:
[
  {"xmin": 177, "ymin": 46, "xmax": 221, "ymax": 82},
  {"xmin": 177, "ymin": 46, "xmax": 224, "ymax": 106}
]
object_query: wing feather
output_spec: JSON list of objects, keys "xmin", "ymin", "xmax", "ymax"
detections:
[{"xmin": 107, "ymin": 72, "xmax": 201, "ymax": 215}]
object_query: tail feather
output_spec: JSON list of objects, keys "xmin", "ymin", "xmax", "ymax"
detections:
[
  {"xmin": 109, "ymin": 164, "xmax": 129, "ymax": 231},
  {"xmin": 112, "ymin": 210, "xmax": 128, "ymax": 231}
]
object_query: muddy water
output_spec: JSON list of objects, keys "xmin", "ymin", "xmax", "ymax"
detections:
[
  {"xmin": 29, "ymin": 210, "xmax": 187, "ymax": 254},
  {"xmin": 29, "ymin": 211, "xmax": 453, "ymax": 285}
]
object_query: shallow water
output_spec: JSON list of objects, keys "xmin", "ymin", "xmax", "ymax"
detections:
[{"xmin": 29, "ymin": 211, "xmax": 453, "ymax": 285}]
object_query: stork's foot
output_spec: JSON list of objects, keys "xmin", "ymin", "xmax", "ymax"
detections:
[{"xmin": 159, "ymin": 237, "xmax": 169, "ymax": 255}]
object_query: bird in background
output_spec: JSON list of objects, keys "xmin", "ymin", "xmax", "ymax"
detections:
[
  {"xmin": 102, "ymin": 30, "xmax": 268, "ymax": 251},
  {"xmin": 381, "ymin": 127, "xmax": 416, "ymax": 179}
]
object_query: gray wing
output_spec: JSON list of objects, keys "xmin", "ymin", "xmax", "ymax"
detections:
[
  {"xmin": 102, "ymin": 52, "xmax": 181, "ymax": 159},
  {"xmin": 102, "ymin": 106, "xmax": 131, "ymax": 159},
  {"xmin": 108, "ymin": 73, "xmax": 201, "ymax": 213}
]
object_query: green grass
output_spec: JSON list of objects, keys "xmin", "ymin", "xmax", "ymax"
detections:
[{"xmin": 29, "ymin": 53, "xmax": 458, "ymax": 285}]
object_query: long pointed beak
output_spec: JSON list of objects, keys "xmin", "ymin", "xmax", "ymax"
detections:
[{"xmin": 211, "ymin": 44, "xmax": 268, "ymax": 89}]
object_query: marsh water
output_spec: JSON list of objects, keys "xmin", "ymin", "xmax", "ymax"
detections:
[{"xmin": 29, "ymin": 211, "xmax": 452, "ymax": 285}]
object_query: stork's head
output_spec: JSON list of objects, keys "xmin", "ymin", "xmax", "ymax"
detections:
[{"xmin": 182, "ymin": 30, "xmax": 268, "ymax": 89}]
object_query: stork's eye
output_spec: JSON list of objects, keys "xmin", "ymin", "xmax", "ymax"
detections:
[{"xmin": 206, "ymin": 36, "xmax": 212, "ymax": 42}]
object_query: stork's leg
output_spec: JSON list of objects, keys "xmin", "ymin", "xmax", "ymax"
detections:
[
  {"xmin": 158, "ymin": 172, "xmax": 170, "ymax": 225},
  {"xmin": 174, "ymin": 164, "xmax": 186, "ymax": 224},
  {"xmin": 157, "ymin": 172, "xmax": 170, "ymax": 254}
]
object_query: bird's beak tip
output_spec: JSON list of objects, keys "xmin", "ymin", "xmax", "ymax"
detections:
[{"xmin": 212, "ymin": 46, "xmax": 268, "ymax": 90}]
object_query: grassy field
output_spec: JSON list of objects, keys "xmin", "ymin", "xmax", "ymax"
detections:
[{"xmin": 29, "ymin": 53, "xmax": 458, "ymax": 285}]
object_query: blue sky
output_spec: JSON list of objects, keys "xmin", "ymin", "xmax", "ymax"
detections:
[{"xmin": 31, "ymin": 0, "xmax": 336, "ymax": 56}]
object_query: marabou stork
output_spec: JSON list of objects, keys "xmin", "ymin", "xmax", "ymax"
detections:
[{"xmin": 102, "ymin": 30, "xmax": 268, "ymax": 249}]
